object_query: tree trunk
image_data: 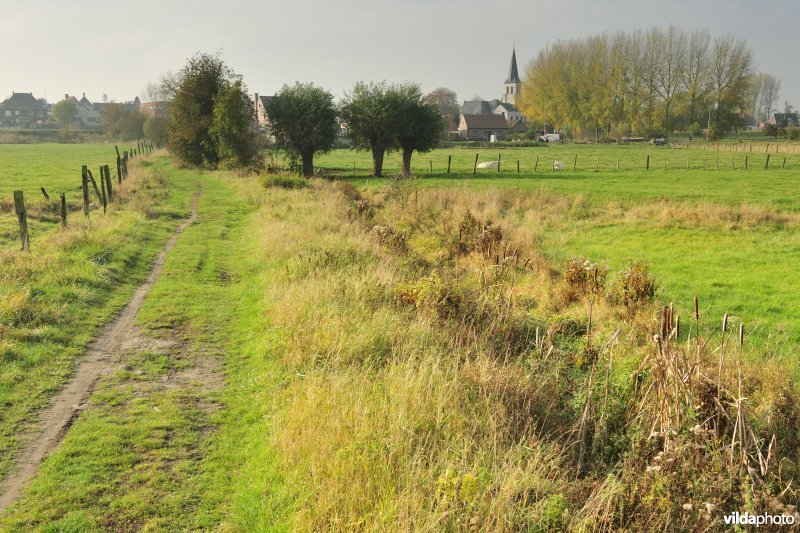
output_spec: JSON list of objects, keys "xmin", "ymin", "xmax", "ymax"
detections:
[
  {"xmin": 371, "ymin": 148, "xmax": 385, "ymax": 177},
  {"xmin": 400, "ymin": 149, "xmax": 413, "ymax": 178},
  {"xmin": 302, "ymin": 152, "xmax": 314, "ymax": 177}
]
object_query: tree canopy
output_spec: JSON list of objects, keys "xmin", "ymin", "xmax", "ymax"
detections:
[
  {"xmin": 167, "ymin": 52, "xmax": 259, "ymax": 169},
  {"xmin": 100, "ymin": 103, "xmax": 145, "ymax": 140},
  {"xmin": 341, "ymin": 82, "xmax": 396, "ymax": 177},
  {"xmin": 52, "ymin": 100, "xmax": 77, "ymax": 127},
  {"xmin": 519, "ymin": 26, "xmax": 758, "ymax": 139},
  {"xmin": 266, "ymin": 82, "xmax": 338, "ymax": 177},
  {"xmin": 392, "ymin": 83, "xmax": 443, "ymax": 178}
]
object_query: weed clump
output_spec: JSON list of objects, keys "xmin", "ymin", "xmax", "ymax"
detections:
[
  {"xmin": 557, "ymin": 257, "xmax": 608, "ymax": 305},
  {"xmin": 371, "ymin": 224, "xmax": 407, "ymax": 253},
  {"xmin": 611, "ymin": 260, "xmax": 657, "ymax": 310}
]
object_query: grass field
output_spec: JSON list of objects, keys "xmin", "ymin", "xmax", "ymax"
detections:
[
  {"xmin": 313, "ymin": 145, "xmax": 800, "ymax": 344},
  {"xmin": 0, "ymin": 143, "xmax": 124, "ymax": 197},
  {"xmin": 1, "ymin": 151, "xmax": 798, "ymax": 529},
  {"xmin": 0, "ymin": 143, "xmax": 133, "ymax": 249}
]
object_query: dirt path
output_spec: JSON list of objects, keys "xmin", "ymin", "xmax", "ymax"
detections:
[{"xmin": 0, "ymin": 189, "xmax": 202, "ymax": 513}]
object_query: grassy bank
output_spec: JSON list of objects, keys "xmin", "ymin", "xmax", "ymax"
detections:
[{"xmin": 0, "ymin": 155, "xmax": 194, "ymax": 480}]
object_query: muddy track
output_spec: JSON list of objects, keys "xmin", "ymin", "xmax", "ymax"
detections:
[{"xmin": 0, "ymin": 188, "xmax": 202, "ymax": 513}]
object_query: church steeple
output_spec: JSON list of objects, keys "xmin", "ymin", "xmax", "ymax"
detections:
[
  {"xmin": 505, "ymin": 47, "xmax": 520, "ymax": 85},
  {"xmin": 501, "ymin": 47, "xmax": 521, "ymax": 106}
]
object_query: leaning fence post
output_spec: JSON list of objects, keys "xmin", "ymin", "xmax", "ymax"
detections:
[
  {"xmin": 82, "ymin": 165, "xmax": 90, "ymax": 217},
  {"xmin": 765, "ymin": 153, "xmax": 771, "ymax": 170},
  {"xmin": 447, "ymin": 155, "xmax": 451, "ymax": 174},
  {"xmin": 40, "ymin": 187, "xmax": 50, "ymax": 200},
  {"xmin": 13, "ymin": 191, "xmax": 29, "ymax": 251},
  {"xmin": 86, "ymin": 168, "xmax": 102, "ymax": 203},
  {"xmin": 60, "ymin": 193, "xmax": 67, "ymax": 227},
  {"xmin": 473, "ymin": 153, "xmax": 478, "ymax": 174},
  {"xmin": 104, "ymin": 165, "xmax": 113, "ymax": 202},
  {"xmin": 100, "ymin": 170, "xmax": 107, "ymax": 213}
]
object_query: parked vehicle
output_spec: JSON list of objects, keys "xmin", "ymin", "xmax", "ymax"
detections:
[{"xmin": 539, "ymin": 133, "xmax": 561, "ymax": 142}]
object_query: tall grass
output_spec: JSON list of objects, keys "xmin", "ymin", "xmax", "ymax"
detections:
[{"xmin": 256, "ymin": 178, "xmax": 800, "ymax": 530}]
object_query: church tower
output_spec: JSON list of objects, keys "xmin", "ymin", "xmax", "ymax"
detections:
[{"xmin": 501, "ymin": 47, "xmax": 521, "ymax": 106}]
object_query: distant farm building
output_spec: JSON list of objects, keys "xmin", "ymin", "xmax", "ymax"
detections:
[{"xmin": 458, "ymin": 113, "xmax": 510, "ymax": 141}]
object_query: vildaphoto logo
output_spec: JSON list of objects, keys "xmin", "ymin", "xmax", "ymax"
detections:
[{"xmin": 723, "ymin": 511, "xmax": 796, "ymax": 527}]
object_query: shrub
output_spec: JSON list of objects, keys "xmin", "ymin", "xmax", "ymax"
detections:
[
  {"xmin": 611, "ymin": 260, "xmax": 657, "ymax": 310},
  {"xmin": 259, "ymin": 174, "xmax": 308, "ymax": 190},
  {"xmin": 370, "ymin": 224, "xmax": 407, "ymax": 253},
  {"xmin": 557, "ymin": 258, "xmax": 608, "ymax": 305},
  {"xmin": 457, "ymin": 211, "xmax": 503, "ymax": 257}
]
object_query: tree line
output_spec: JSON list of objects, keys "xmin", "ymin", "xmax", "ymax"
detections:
[
  {"xmin": 518, "ymin": 26, "xmax": 776, "ymax": 139},
  {"xmin": 161, "ymin": 53, "xmax": 443, "ymax": 176}
]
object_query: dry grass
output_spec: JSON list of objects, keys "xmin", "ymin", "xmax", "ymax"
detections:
[{"xmin": 252, "ymin": 177, "xmax": 800, "ymax": 530}]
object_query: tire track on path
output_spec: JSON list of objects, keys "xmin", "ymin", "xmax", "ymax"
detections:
[{"xmin": 0, "ymin": 187, "xmax": 202, "ymax": 513}]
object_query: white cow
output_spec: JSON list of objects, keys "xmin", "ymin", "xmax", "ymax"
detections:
[
  {"xmin": 552, "ymin": 160, "xmax": 566, "ymax": 170},
  {"xmin": 477, "ymin": 161, "xmax": 500, "ymax": 170}
]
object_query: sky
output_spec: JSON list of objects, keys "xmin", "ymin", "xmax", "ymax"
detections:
[{"xmin": 1, "ymin": 0, "xmax": 798, "ymax": 111}]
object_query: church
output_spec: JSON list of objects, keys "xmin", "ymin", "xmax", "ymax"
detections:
[{"xmin": 457, "ymin": 48, "xmax": 527, "ymax": 141}]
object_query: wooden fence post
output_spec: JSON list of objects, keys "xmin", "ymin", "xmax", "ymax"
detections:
[
  {"xmin": 497, "ymin": 153, "xmax": 501, "ymax": 173},
  {"xmin": 646, "ymin": 155, "xmax": 650, "ymax": 170},
  {"xmin": 104, "ymin": 165, "xmax": 113, "ymax": 202},
  {"xmin": 86, "ymin": 168, "xmax": 102, "ymax": 203},
  {"xmin": 429, "ymin": 160, "xmax": 433, "ymax": 175},
  {"xmin": 573, "ymin": 154, "xmax": 577, "ymax": 171},
  {"xmin": 473, "ymin": 153, "xmax": 478, "ymax": 174},
  {"xmin": 783, "ymin": 156, "xmax": 787, "ymax": 169},
  {"xmin": 745, "ymin": 155, "xmax": 748, "ymax": 169},
  {"xmin": 82, "ymin": 165, "xmax": 90, "ymax": 217},
  {"xmin": 517, "ymin": 160, "xmax": 520, "ymax": 173},
  {"xmin": 447, "ymin": 155, "xmax": 451, "ymax": 174},
  {"xmin": 13, "ymin": 191, "xmax": 29, "ymax": 251},
  {"xmin": 534, "ymin": 155, "xmax": 539, "ymax": 172},
  {"xmin": 100, "ymin": 170, "xmax": 107, "ymax": 213},
  {"xmin": 60, "ymin": 193, "xmax": 67, "ymax": 227},
  {"xmin": 40, "ymin": 187, "xmax": 50, "ymax": 200},
  {"xmin": 765, "ymin": 153, "xmax": 771, "ymax": 169}
]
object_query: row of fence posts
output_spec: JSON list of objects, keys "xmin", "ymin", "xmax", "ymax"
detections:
[
  {"xmin": 11, "ymin": 141, "xmax": 155, "ymax": 251},
  {"xmin": 419, "ymin": 152, "xmax": 791, "ymax": 176}
]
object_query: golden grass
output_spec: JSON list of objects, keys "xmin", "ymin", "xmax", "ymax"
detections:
[{"xmin": 249, "ymin": 177, "xmax": 800, "ymax": 530}]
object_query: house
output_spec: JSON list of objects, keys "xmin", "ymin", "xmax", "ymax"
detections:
[
  {"xmin": 769, "ymin": 113, "xmax": 799, "ymax": 127},
  {"xmin": 493, "ymin": 102, "xmax": 524, "ymax": 123},
  {"xmin": 458, "ymin": 114, "xmax": 510, "ymax": 141},
  {"xmin": 254, "ymin": 93, "xmax": 274, "ymax": 129},
  {"xmin": 60, "ymin": 93, "xmax": 101, "ymax": 128},
  {"xmin": 508, "ymin": 118, "xmax": 528, "ymax": 134},
  {"xmin": 0, "ymin": 92, "xmax": 48, "ymax": 128}
]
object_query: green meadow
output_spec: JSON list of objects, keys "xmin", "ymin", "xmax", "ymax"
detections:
[{"xmin": 317, "ymin": 144, "xmax": 800, "ymax": 344}]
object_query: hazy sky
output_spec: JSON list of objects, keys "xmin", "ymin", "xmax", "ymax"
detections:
[{"xmin": 2, "ymin": 0, "xmax": 798, "ymax": 110}]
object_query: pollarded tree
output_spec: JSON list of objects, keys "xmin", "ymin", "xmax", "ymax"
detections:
[
  {"xmin": 267, "ymin": 82, "xmax": 338, "ymax": 177},
  {"xmin": 341, "ymin": 82, "xmax": 396, "ymax": 177},
  {"xmin": 390, "ymin": 83, "xmax": 443, "ymax": 178}
]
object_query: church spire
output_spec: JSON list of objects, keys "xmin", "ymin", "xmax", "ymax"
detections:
[{"xmin": 505, "ymin": 47, "xmax": 520, "ymax": 84}]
